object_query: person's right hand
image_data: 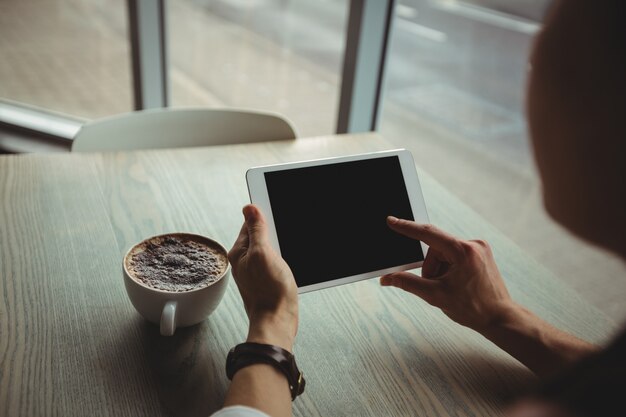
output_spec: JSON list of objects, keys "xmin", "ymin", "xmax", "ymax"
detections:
[
  {"xmin": 228, "ymin": 204, "xmax": 298, "ymax": 351},
  {"xmin": 380, "ymin": 216, "xmax": 515, "ymax": 332}
]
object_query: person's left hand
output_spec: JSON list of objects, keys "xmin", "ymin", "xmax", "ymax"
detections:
[{"xmin": 228, "ymin": 204, "xmax": 298, "ymax": 351}]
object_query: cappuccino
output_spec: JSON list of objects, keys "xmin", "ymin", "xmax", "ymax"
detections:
[{"xmin": 126, "ymin": 234, "xmax": 228, "ymax": 292}]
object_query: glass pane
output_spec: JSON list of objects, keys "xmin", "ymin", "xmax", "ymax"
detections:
[
  {"xmin": 0, "ymin": 0, "xmax": 132, "ymax": 118},
  {"xmin": 382, "ymin": 0, "xmax": 549, "ymax": 169},
  {"xmin": 381, "ymin": 0, "xmax": 545, "ymax": 232},
  {"xmin": 168, "ymin": 0, "xmax": 349, "ymax": 137}
]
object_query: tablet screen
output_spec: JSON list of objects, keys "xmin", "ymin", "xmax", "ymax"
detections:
[{"xmin": 264, "ymin": 156, "xmax": 424, "ymax": 288}]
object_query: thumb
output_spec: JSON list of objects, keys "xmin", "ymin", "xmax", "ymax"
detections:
[
  {"xmin": 380, "ymin": 272, "xmax": 440, "ymax": 301},
  {"xmin": 242, "ymin": 204, "xmax": 268, "ymax": 248}
]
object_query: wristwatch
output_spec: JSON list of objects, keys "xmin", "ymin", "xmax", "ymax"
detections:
[{"xmin": 226, "ymin": 342, "xmax": 306, "ymax": 400}]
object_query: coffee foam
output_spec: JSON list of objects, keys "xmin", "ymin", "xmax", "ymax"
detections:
[{"xmin": 126, "ymin": 234, "xmax": 228, "ymax": 292}]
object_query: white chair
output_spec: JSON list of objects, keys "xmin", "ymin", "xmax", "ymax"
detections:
[{"xmin": 71, "ymin": 108, "xmax": 297, "ymax": 152}]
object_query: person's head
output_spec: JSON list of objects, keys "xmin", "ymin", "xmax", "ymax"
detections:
[{"xmin": 527, "ymin": 0, "xmax": 626, "ymax": 257}]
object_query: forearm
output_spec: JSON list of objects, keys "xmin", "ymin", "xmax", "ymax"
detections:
[
  {"xmin": 223, "ymin": 364, "xmax": 293, "ymax": 417},
  {"xmin": 479, "ymin": 303, "xmax": 598, "ymax": 376}
]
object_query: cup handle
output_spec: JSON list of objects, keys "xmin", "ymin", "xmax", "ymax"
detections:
[{"xmin": 160, "ymin": 301, "xmax": 177, "ymax": 336}]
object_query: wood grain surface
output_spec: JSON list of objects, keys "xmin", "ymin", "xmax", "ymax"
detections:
[{"xmin": 0, "ymin": 133, "xmax": 617, "ymax": 417}]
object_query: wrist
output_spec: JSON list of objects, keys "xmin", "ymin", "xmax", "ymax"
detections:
[
  {"xmin": 477, "ymin": 301, "xmax": 526, "ymax": 336},
  {"xmin": 247, "ymin": 312, "xmax": 297, "ymax": 352}
]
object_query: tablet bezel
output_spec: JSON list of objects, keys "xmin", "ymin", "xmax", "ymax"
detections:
[{"xmin": 246, "ymin": 149, "xmax": 430, "ymax": 293}]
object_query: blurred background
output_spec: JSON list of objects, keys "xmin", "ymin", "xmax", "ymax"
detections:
[{"xmin": 1, "ymin": 0, "xmax": 624, "ymax": 320}]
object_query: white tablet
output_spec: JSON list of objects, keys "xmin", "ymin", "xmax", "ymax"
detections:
[{"xmin": 246, "ymin": 149, "xmax": 429, "ymax": 293}]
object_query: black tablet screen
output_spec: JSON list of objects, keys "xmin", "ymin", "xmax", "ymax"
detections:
[{"xmin": 264, "ymin": 156, "xmax": 424, "ymax": 288}]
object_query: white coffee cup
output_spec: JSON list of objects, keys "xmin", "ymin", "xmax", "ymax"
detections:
[{"xmin": 123, "ymin": 233, "xmax": 230, "ymax": 336}]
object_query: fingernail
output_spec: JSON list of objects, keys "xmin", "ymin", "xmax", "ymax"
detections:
[
  {"xmin": 387, "ymin": 216, "xmax": 399, "ymax": 224},
  {"xmin": 243, "ymin": 205, "xmax": 255, "ymax": 221},
  {"xmin": 380, "ymin": 276, "xmax": 390, "ymax": 286}
]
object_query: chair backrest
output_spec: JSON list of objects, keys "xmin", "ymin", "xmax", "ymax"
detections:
[{"xmin": 71, "ymin": 108, "xmax": 297, "ymax": 152}]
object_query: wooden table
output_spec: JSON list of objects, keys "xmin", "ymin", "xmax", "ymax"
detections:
[{"xmin": 0, "ymin": 133, "xmax": 616, "ymax": 417}]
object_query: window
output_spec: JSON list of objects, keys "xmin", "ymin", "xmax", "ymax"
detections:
[
  {"xmin": 381, "ymin": 0, "xmax": 550, "ymax": 169},
  {"xmin": 168, "ymin": 0, "xmax": 349, "ymax": 137},
  {"xmin": 0, "ymin": 0, "xmax": 132, "ymax": 119}
]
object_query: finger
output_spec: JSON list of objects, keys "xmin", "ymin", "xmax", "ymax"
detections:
[
  {"xmin": 421, "ymin": 248, "xmax": 449, "ymax": 278},
  {"xmin": 242, "ymin": 204, "xmax": 269, "ymax": 248},
  {"xmin": 380, "ymin": 271, "xmax": 441, "ymax": 300},
  {"xmin": 387, "ymin": 217, "xmax": 462, "ymax": 261},
  {"xmin": 228, "ymin": 222, "xmax": 249, "ymax": 263}
]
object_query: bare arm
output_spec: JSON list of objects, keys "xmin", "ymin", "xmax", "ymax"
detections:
[
  {"xmin": 381, "ymin": 217, "xmax": 598, "ymax": 376},
  {"xmin": 480, "ymin": 303, "xmax": 596, "ymax": 377},
  {"xmin": 506, "ymin": 400, "xmax": 575, "ymax": 417},
  {"xmin": 224, "ymin": 205, "xmax": 299, "ymax": 417}
]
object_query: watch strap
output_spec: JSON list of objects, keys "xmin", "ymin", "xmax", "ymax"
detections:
[{"xmin": 226, "ymin": 342, "xmax": 305, "ymax": 400}]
